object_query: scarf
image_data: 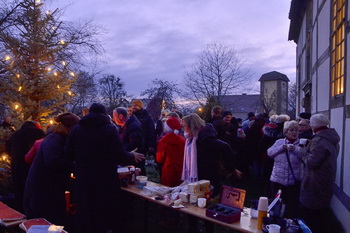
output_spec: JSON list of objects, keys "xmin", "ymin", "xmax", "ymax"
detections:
[{"xmin": 181, "ymin": 133, "xmax": 198, "ymax": 183}]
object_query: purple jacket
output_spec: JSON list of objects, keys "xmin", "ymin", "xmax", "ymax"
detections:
[{"xmin": 267, "ymin": 138, "xmax": 303, "ymax": 186}]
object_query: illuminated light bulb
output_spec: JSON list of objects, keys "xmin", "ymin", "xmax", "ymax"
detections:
[
  {"xmin": 52, "ymin": 26, "xmax": 55, "ymax": 30},
  {"xmin": 18, "ymin": 86, "xmax": 22, "ymax": 91},
  {"xmin": 36, "ymin": 0, "xmax": 41, "ymax": 4},
  {"xmin": 2, "ymin": 155, "xmax": 6, "ymax": 160},
  {"xmin": 46, "ymin": 10, "xmax": 51, "ymax": 15},
  {"xmin": 57, "ymin": 85, "xmax": 60, "ymax": 89},
  {"xmin": 54, "ymin": 72, "xmax": 58, "ymax": 76},
  {"xmin": 70, "ymin": 72, "xmax": 75, "ymax": 77},
  {"xmin": 16, "ymin": 74, "xmax": 20, "ymax": 78},
  {"xmin": 5, "ymin": 55, "xmax": 10, "ymax": 61},
  {"xmin": 47, "ymin": 67, "xmax": 52, "ymax": 71},
  {"xmin": 62, "ymin": 61, "xmax": 66, "ymax": 66},
  {"xmin": 68, "ymin": 91, "xmax": 72, "ymax": 96},
  {"xmin": 15, "ymin": 104, "xmax": 19, "ymax": 109},
  {"xmin": 50, "ymin": 120, "xmax": 54, "ymax": 124},
  {"xmin": 60, "ymin": 39, "xmax": 65, "ymax": 45}
]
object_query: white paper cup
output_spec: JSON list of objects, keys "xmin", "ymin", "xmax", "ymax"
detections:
[
  {"xmin": 299, "ymin": 138, "xmax": 308, "ymax": 145},
  {"xmin": 266, "ymin": 224, "xmax": 281, "ymax": 233},
  {"xmin": 257, "ymin": 197, "xmax": 268, "ymax": 211},
  {"xmin": 197, "ymin": 198, "xmax": 206, "ymax": 208}
]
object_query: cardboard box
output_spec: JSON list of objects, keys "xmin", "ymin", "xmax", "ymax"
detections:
[{"xmin": 206, "ymin": 186, "xmax": 246, "ymax": 223}]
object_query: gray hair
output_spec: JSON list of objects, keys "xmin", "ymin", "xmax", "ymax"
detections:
[
  {"xmin": 269, "ymin": 114, "xmax": 278, "ymax": 123},
  {"xmin": 114, "ymin": 107, "xmax": 128, "ymax": 118},
  {"xmin": 276, "ymin": 114, "xmax": 291, "ymax": 124},
  {"xmin": 310, "ymin": 114, "xmax": 329, "ymax": 128},
  {"xmin": 283, "ymin": 120, "xmax": 299, "ymax": 134}
]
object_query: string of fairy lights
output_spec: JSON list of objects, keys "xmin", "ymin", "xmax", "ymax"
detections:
[{"xmin": 2, "ymin": 0, "xmax": 77, "ymax": 122}]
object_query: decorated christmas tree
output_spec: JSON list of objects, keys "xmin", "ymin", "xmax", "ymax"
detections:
[{"xmin": 0, "ymin": 0, "xmax": 102, "ymax": 123}]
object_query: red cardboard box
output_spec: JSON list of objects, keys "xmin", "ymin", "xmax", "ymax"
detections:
[{"xmin": 205, "ymin": 186, "xmax": 246, "ymax": 223}]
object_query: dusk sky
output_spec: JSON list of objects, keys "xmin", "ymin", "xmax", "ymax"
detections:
[{"xmin": 51, "ymin": 0, "xmax": 296, "ymax": 98}]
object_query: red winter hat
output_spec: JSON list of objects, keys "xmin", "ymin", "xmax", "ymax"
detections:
[{"xmin": 165, "ymin": 117, "xmax": 181, "ymax": 133}]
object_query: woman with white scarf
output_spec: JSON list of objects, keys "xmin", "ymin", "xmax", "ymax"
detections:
[
  {"xmin": 182, "ymin": 113, "xmax": 238, "ymax": 233},
  {"xmin": 181, "ymin": 113, "xmax": 238, "ymax": 196}
]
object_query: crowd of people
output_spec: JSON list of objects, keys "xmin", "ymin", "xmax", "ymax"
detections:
[{"xmin": 1, "ymin": 101, "xmax": 340, "ymax": 233}]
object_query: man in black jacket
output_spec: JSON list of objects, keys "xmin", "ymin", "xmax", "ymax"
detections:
[
  {"xmin": 113, "ymin": 107, "xmax": 144, "ymax": 166},
  {"xmin": 132, "ymin": 99, "xmax": 156, "ymax": 156},
  {"xmin": 65, "ymin": 103, "xmax": 144, "ymax": 233}
]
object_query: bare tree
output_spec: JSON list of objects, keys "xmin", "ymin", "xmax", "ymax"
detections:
[
  {"xmin": 99, "ymin": 75, "xmax": 127, "ymax": 110},
  {"xmin": 183, "ymin": 42, "xmax": 252, "ymax": 107},
  {"xmin": 68, "ymin": 71, "xmax": 97, "ymax": 114},
  {"xmin": 141, "ymin": 78, "xmax": 180, "ymax": 120},
  {"xmin": 261, "ymin": 90, "xmax": 277, "ymax": 115}
]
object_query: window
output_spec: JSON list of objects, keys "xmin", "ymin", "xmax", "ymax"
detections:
[{"xmin": 331, "ymin": 0, "xmax": 345, "ymax": 96}]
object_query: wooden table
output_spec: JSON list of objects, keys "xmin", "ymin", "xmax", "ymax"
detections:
[{"xmin": 121, "ymin": 181, "xmax": 262, "ymax": 233}]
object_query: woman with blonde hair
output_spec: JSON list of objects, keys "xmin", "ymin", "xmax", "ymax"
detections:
[{"xmin": 181, "ymin": 113, "xmax": 238, "ymax": 195}]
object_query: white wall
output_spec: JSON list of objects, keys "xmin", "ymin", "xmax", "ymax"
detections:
[
  {"xmin": 318, "ymin": 2, "xmax": 330, "ymax": 55},
  {"xmin": 330, "ymin": 108, "xmax": 344, "ymax": 186},
  {"xmin": 317, "ymin": 61, "xmax": 330, "ymax": 112}
]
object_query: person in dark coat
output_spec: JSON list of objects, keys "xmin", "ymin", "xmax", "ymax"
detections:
[
  {"xmin": 298, "ymin": 119, "xmax": 313, "ymax": 139},
  {"xmin": 6, "ymin": 121, "xmax": 44, "ymax": 211},
  {"xmin": 65, "ymin": 103, "xmax": 144, "ymax": 233},
  {"xmin": 182, "ymin": 113, "xmax": 239, "ymax": 233},
  {"xmin": 113, "ymin": 107, "xmax": 143, "ymax": 156},
  {"xmin": 1, "ymin": 115, "xmax": 15, "ymax": 131},
  {"xmin": 208, "ymin": 105, "xmax": 226, "ymax": 141},
  {"xmin": 181, "ymin": 113, "xmax": 238, "ymax": 196},
  {"xmin": 299, "ymin": 114, "xmax": 340, "ymax": 233},
  {"xmin": 132, "ymin": 99, "xmax": 156, "ymax": 155},
  {"xmin": 24, "ymin": 113, "xmax": 80, "ymax": 226}
]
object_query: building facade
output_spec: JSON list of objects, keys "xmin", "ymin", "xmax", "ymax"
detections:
[
  {"xmin": 289, "ymin": 0, "xmax": 350, "ymax": 231},
  {"xmin": 259, "ymin": 71, "xmax": 290, "ymax": 115}
]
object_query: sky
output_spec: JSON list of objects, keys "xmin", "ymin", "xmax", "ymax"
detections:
[{"xmin": 50, "ymin": 0, "xmax": 296, "ymax": 98}]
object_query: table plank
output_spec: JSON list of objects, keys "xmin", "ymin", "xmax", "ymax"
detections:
[{"xmin": 121, "ymin": 181, "xmax": 262, "ymax": 233}]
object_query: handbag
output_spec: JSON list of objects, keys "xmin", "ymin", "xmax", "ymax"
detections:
[{"xmin": 286, "ymin": 148, "xmax": 300, "ymax": 186}]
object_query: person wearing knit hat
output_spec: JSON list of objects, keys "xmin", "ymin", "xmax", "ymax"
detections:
[
  {"xmin": 164, "ymin": 117, "xmax": 181, "ymax": 134},
  {"xmin": 132, "ymin": 99, "xmax": 143, "ymax": 110},
  {"xmin": 24, "ymin": 112, "xmax": 80, "ymax": 225},
  {"xmin": 156, "ymin": 117, "xmax": 185, "ymax": 187},
  {"xmin": 310, "ymin": 113, "xmax": 329, "ymax": 129},
  {"xmin": 299, "ymin": 113, "xmax": 340, "ymax": 233}
]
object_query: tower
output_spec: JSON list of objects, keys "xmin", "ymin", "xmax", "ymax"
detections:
[{"xmin": 259, "ymin": 71, "xmax": 289, "ymax": 115}]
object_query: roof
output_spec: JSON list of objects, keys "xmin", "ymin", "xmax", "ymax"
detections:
[
  {"xmin": 220, "ymin": 94, "xmax": 261, "ymax": 113},
  {"xmin": 259, "ymin": 71, "xmax": 290, "ymax": 82},
  {"xmin": 288, "ymin": 0, "xmax": 308, "ymax": 42}
]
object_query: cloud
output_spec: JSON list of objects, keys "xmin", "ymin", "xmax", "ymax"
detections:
[{"xmin": 52, "ymin": 0, "xmax": 296, "ymax": 96}]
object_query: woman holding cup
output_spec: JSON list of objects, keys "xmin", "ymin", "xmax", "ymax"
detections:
[{"xmin": 267, "ymin": 120, "xmax": 303, "ymax": 218}]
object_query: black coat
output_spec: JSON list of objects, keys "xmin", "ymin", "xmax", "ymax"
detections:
[
  {"xmin": 6, "ymin": 121, "xmax": 44, "ymax": 211},
  {"xmin": 24, "ymin": 133, "xmax": 71, "ymax": 225},
  {"xmin": 119, "ymin": 115, "xmax": 143, "ymax": 152},
  {"xmin": 65, "ymin": 112, "xmax": 133, "ymax": 233},
  {"xmin": 209, "ymin": 116, "xmax": 226, "ymax": 141},
  {"xmin": 133, "ymin": 108, "xmax": 156, "ymax": 152},
  {"xmin": 196, "ymin": 124, "xmax": 237, "ymax": 196}
]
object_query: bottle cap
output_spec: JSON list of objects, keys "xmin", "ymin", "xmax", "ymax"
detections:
[{"xmin": 257, "ymin": 197, "xmax": 269, "ymax": 211}]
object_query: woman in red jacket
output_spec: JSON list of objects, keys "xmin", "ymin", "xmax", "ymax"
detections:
[{"xmin": 156, "ymin": 117, "xmax": 185, "ymax": 187}]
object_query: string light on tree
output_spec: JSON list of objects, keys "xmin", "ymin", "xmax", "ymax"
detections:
[
  {"xmin": 5, "ymin": 55, "xmax": 10, "ymax": 61},
  {"xmin": 70, "ymin": 72, "xmax": 75, "ymax": 77},
  {"xmin": 18, "ymin": 86, "xmax": 22, "ymax": 92},
  {"xmin": 60, "ymin": 39, "xmax": 65, "ymax": 45}
]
